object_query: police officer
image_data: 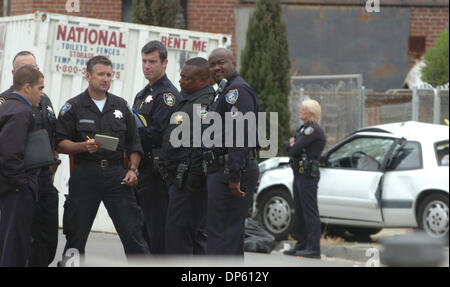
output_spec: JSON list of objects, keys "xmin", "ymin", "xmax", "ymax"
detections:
[
  {"xmin": 132, "ymin": 41, "xmax": 182, "ymax": 254},
  {"xmin": 283, "ymin": 99, "xmax": 326, "ymax": 259},
  {"xmin": 56, "ymin": 56, "xmax": 149, "ymax": 264},
  {"xmin": 206, "ymin": 48, "xmax": 260, "ymax": 255},
  {"xmin": 0, "ymin": 65, "xmax": 45, "ymax": 267},
  {"xmin": 0, "ymin": 51, "xmax": 60, "ymax": 267},
  {"xmin": 160, "ymin": 57, "xmax": 215, "ymax": 254}
]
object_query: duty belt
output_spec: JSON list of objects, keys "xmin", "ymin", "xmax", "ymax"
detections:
[
  {"xmin": 290, "ymin": 155, "xmax": 320, "ymax": 177},
  {"xmin": 75, "ymin": 159, "xmax": 122, "ymax": 168},
  {"xmin": 204, "ymin": 149, "xmax": 258, "ymax": 174}
]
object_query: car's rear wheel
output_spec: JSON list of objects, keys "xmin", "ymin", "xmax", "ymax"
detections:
[
  {"xmin": 257, "ymin": 188, "xmax": 293, "ymax": 241},
  {"xmin": 418, "ymin": 193, "xmax": 449, "ymax": 242}
]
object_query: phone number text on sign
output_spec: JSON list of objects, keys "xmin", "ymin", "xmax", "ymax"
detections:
[
  {"xmin": 52, "ymin": 24, "xmax": 128, "ymax": 80},
  {"xmin": 55, "ymin": 64, "xmax": 122, "ymax": 79}
]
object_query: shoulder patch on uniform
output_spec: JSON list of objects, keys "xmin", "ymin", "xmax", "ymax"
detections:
[
  {"xmin": 163, "ymin": 93, "xmax": 176, "ymax": 107},
  {"xmin": 304, "ymin": 126, "xmax": 314, "ymax": 136},
  {"xmin": 60, "ymin": 103, "xmax": 72, "ymax": 116},
  {"xmin": 225, "ymin": 89, "xmax": 239, "ymax": 105},
  {"xmin": 0, "ymin": 97, "xmax": 6, "ymax": 105}
]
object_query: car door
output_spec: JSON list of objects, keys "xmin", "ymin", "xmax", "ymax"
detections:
[{"xmin": 318, "ymin": 135, "xmax": 397, "ymax": 223}]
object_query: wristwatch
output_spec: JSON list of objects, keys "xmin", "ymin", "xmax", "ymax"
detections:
[{"xmin": 129, "ymin": 168, "xmax": 139, "ymax": 177}]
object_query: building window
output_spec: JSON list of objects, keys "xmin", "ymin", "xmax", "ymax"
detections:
[{"xmin": 122, "ymin": 0, "xmax": 133, "ymax": 22}]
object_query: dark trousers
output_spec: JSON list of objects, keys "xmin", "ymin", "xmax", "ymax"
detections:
[
  {"xmin": 0, "ymin": 189, "xmax": 35, "ymax": 267},
  {"xmin": 62, "ymin": 166, "xmax": 149, "ymax": 259},
  {"xmin": 165, "ymin": 182, "xmax": 208, "ymax": 255},
  {"xmin": 292, "ymin": 174, "xmax": 321, "ymax": 253},
  {"xmin": 136, "ymin": 164, "xmax": 169, "ymax": 254},
  {"xmin": 29, "ymin": 170, "xmax": 59, "ymax": 267},
  {"xmin": 206, "ymin": 160, "xmax": 259, "ymax": 255}
]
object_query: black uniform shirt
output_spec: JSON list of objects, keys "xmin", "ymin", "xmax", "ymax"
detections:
[
  {"xmin": 0, "ymin": 93, "xmax": 37, "ymax": 191},
  {"xmin": 161, "ymin": 86, "xmax": 215, "ymax": 180},
  {"xmin": 208, "ymin": 72, "xmax": 259, "ymax": 182},
  {"xmin": 132, "ymin": 74, "xmax": 182, "ymax": 154},
  {"xmin": 285, "ymin": 121, "xmax": 326, "ymax": 161},
  {"xmin": 55, "ymin": 89, "xmax": 143, "ymax": 162}
]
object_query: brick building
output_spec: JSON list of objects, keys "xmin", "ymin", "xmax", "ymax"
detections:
[{"xmin": 1, "ymin": 0, "xmax": 448, "ymax": 90}]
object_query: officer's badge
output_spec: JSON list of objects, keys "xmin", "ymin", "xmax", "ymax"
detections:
[
  {"xmin": 304, "ymin": 127, "xmax": 314, "ymax": 136},
  {"xmin": 230, "ymin": 106, "xmax": 239, "ymax": 118},
  {"xmin": 175, "ymin": 114, "xmax": 183, "ymax": 125},
  {"xmin": 164, "ymin": 93, "xmax": 176, "ymax": 107},
  {"xmin": 225, "ymin": 89, "xmax": 239, "ymax": 105},
  {"xmin": 47, "ymin": 106, "xmax": 55, "ymax": 116},
  {"xmin": 0, "ymin": 97, "xmax": 5, "ymax": 105},
  {"xmin": 113, "ymin": 110, "xmax": 123, "ymax": 119},
  {"xmin": 145, "ymin": 95, "xmax": 153, "ymax": 104},
  {"xmin": 196, "ymin": 105, "xmax": 208, "ymax": 120},
  {"xmin": 60, "ymin": 103, "xmax": 72, "ymax": 116}
]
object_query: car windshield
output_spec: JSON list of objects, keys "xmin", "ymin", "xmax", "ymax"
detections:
[
  {"xmin": 327, "ymin": 137, "xmax": 395, "ymax": 170},
  {"xmin": 436, "ymin": 141, "xmax": 449, "ymax": 166}
]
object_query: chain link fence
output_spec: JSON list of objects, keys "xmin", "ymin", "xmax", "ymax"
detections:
[
  {"xmin": 290, "ymin": 75, "xmax": 363, "ymax": 150},
  {"xmin": 290, "ymin": 75, "xmax": 449, "ymax": 150}
]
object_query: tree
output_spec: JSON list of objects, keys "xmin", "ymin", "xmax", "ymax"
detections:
[
  {"xmin": 421, "ymin": 30, "xmax": 449, "ymax": 87},
  {"xmin": 132, "ymin": 0, "xmax": 185, "ymax": 29},
  {"xmin": 240, "ymin": 0, "xmax": 291, "ymax": 156}
]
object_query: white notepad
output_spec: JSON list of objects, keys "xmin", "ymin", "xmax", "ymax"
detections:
[{"xmin": 95, "ymin": 134, "xmax": 119, "ymax": 151}]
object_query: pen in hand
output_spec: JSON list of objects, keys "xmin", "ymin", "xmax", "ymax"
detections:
[
  {"xmin": 86, "ymin": 136, "xmax": 97, "ymax": 146},
  {"xmin": 85, "ymin": 136, "xmax": 99, "ymax": 153}
]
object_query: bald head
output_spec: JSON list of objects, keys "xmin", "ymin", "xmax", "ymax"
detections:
[
  {"xmin": 210, "ymin": 48, "xmax": 234, "ymax": 61},
  {"xmin": 12, "ymin": 51, "xmax": 37, "ymax": 74},
  {"xmin": 208, "ymin": 48, "xmax": 236, "ymax": 84}
]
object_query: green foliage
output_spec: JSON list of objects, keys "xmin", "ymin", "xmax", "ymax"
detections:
[
  {"xmin": 240, "ymin": 0, "xmax": 291, "ymax": 156},
  {"xmin": 421, "ymin": 30, "xmax": 449, "ymax": 87},
  {"xmin": 132, "ymin": 0, "xmax": 185, "ymax": 28}
]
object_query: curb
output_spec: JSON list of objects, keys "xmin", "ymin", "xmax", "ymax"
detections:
[
  {"xmin": 275, "ymin": 240, "xmax": 379, "ymax": 263},
  {"xmin": 321, "ymin": 244, "xmax": 379, "ymax": 263},
  {"xmin": 275, "ymin": 240, "xmax": 449, "ymax": 266}
]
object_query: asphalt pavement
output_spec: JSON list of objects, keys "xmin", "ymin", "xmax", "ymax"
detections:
[
  {"xmin": 50, "ymin": 228, "xmax": 448, "ymax": 267},
  {"xmin": 50, "ymin": 230, "xmax": 354, "ymax": 267}
]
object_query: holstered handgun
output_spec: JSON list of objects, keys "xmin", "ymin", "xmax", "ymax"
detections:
[{"xmin": 310, "ymin": 160, "xmax": 320, "ymax": 177}]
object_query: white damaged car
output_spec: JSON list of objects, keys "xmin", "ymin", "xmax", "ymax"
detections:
[{"xmin": 253, "ymin": 121, "xmax": 449, "ymax": 241}]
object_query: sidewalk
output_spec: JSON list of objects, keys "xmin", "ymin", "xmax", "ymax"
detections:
[{"xmin": 275, "ymin": 228, "xmax": 449, "ymax": 267}]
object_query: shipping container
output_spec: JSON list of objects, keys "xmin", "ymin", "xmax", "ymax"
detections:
[{"xmin": 0, "ymin": 12, "xmax": 231, "ymax": 233}]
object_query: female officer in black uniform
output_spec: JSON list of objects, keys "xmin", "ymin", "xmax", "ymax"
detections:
[{"xmin": 283, "ymin": 99, "xmax": 326, "ymax": 259}]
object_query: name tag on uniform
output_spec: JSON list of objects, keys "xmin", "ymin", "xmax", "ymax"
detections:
[{"xmin": 79, "ymin": 119, "xmax": 95, "ymax": 124}]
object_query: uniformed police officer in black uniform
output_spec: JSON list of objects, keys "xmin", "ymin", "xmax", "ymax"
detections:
[
  {"xmin": 283, "ymin": 99, "xmax": 326, "ymax": 259},
  {"xmin": 206, "ymin": 48, "xmax": 260, "ymax": 255},
  {"xmin": 159, "ymin": 57, "xmax": 215, "ymax": 254},
  {"xmin": 132, "ymin": 41, "xmax": 182, "ymax": 254},
  {"xmin": 56, "ymin": 56, "xmax": 149, "ymax": 264},
  {"xmin": 0, "ymin": 65, "xmax": 45, "ymax": 267},
  {"xmin": 0, "ymin": 51, "xmax": 60, "ymax": 267}
]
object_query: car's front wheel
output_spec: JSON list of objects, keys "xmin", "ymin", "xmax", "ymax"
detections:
[
  {"xmin": 418, "ymin": 193, "xmax": 449, "ymax": 242},
  {"xmin": 257, "ymin": 187, "xmax": 294, "ymax": 241}
]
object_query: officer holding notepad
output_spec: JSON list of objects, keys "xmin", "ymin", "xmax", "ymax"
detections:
[{"xmin": 55, "ymin": 56, "xmax": 149, "ymax": 265}]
